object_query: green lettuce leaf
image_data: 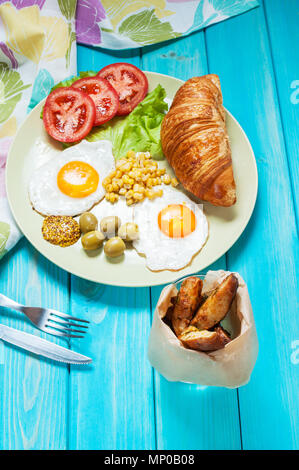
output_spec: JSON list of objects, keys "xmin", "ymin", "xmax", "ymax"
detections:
[
  {"xmin": 51, "ymin": 70, "xmax": 96, "ymax": 91},
  {"xmin": 86, "ymin": 84, "xmax": 168, "ymax": 160}
]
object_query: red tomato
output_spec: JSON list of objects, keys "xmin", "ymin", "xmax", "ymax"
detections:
[
  {"xmin": 71, "ymin": 76, "xmax": 119, "ymax": 126},
  {"xmin": 43, "ymin": 88, "xmax": 96, "ymax": 143},
  {"xmin": 97, "ymin": 63, "xmax": 148, "ymax": 115}
]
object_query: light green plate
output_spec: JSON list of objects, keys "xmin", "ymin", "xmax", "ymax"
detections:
[{"xmin": 6, "ymin": 72, "xmax": 258, "ymax": 287}]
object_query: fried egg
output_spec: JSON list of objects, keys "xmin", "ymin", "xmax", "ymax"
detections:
[
  {"xmin": 28, "ymin": 140, "xmax": 115, "ymax": 216},
  {"xmin": 133, "ymin": 185, "xmax": 208, "ymax": 271}
]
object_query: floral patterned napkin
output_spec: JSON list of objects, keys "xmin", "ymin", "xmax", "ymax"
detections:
[
  {"xmin": 89, "ymin": 0, "xmax": 259, "ymax": 49},
  {"xmin": 0, "ymin": 0, "xmax": 258, "ymax": 259},
  {"xmin": 0, "ymin": 0, "xmax": 77, "ymax": 259}
]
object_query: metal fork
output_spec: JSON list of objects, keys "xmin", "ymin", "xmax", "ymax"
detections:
[{"xmin": 0, "ymin": 294, "xmax": 89, "ymax": 338}]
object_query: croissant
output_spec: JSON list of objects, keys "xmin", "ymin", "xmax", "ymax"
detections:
[{"xmin": 161, "ymin": 74, "xmax": 236, "ymax": 206}]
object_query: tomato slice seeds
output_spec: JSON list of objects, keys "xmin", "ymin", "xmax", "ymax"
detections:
[
  {"xmin": 43, "ymin": 64, "xmax": 149, "ymax": 142},
  {"xmin": 97, "ymin": 63, "xmax": 148, "ymax": 115},
  {"xmin": 72, "ymin": 76, "xmax": 119, "ymax": 126},
  {"xmin": 43, "ymin": 88, "xmax": 96, "ymax": 143}
]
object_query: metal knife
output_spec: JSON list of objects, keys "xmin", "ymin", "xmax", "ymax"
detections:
[{"xmin": 0, "ymin": 323, "xmax": 92, "ymax": 364}]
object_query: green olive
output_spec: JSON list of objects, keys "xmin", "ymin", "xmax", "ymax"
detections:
[
  {"xmin": 104, "ymin": 236, "xmax": 126, "ymax": 258},
  {"xmin": 100, "ymin": 216, "xmax": 121, "ymax": 238},
  {"xmin": 81, "ymin": 230, "xmax": 105, "ymax": 251},
  {"xmin": 79, "ymin": 212, "xmax": 98, "ymax": 234},
  {"xmin": 118, "ymin": 222, "xmax": 139, "ymax": 242}
]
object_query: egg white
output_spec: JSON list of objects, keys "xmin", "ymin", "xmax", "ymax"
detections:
[
  {"xmin": 28, "ymin": 140, "xmax": 115, "ymax": 216},
  {"xmin": 132, "ymin": 185, "xmax": 209, "ymax": 271},
  {"xmin": 91, "ymin": 197, "xmax": 134, "ymax": 230}
]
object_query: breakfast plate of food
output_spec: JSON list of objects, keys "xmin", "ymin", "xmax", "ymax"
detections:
[{"xmin": 6, "ymin": 65, "xmax": 257, "ymax": 287}]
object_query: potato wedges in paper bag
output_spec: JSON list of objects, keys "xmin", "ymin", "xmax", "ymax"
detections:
[{"xmin": 148, "ymin": 270, "xmax": 258, "ymax": 388}]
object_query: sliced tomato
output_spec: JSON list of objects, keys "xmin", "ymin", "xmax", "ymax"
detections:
[
  {"xmin": 43, "ymin": 88, "xmax": 96, "ymax": 143},
  {"xmin": 97, "ymin": 63, "xmax": 148, "ymax": 115},
  {"xmin": 71, "ymin": 76, "xmax": 119, "ymax": 126}
]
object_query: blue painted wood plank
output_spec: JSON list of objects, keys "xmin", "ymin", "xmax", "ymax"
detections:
[
  {"xmin": 0, "ymin": 240, "xmax": 69, "ymax": 449},
  {"xmin": 68, "ymin": 45, "xmax": 155, "ymax": 450},
  {"xmin": 77, "ymin": 43, "xmax": 141, "ymax": 71},
  {"xmin": 262, "ymin": 0, "xmax": 299, "ymax": 227},
  {"xmin": 205, "ymin": 4, "xmax": 299, "ymax": 449},
  {"xmin": 142, "ymin": 32, "xmax": 242, "ymax": 450},
  {"xmin": 69, "ymin": 279, "xmax": 155, "ymax": 450}
]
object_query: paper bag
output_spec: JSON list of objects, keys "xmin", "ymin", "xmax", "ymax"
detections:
[{"xmin": 148, "ymin": 270, "xmax": 258, "ymax": 388}]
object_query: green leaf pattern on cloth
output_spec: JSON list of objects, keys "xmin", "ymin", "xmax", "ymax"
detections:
[
  {"xmin": 66, "ymin": 30, "xmax": 77, "ymax": 68},
  {"xmin": 0, "ymin": 62, "xmax": 31, "ymax": 124},
  {"xmin": 0, "ymin": 221, "xmax": 10, "ymax": 260},
  {"xmin": 99, "ymin": 0, "xmax": 258, "ymax": 50},
  {"xmin": 58, "ymin": 0, "xmax": 77, "ymax": 21},
  {"xmin": 57, "ymin": 1, "xmax": 77, "ymax": 67},
  {"xmin": 118, "ymin": 9, "xmax": 181, "ymax": 46}
]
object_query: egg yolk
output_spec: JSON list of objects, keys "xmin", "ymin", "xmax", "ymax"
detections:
[
  {"xmin": 158, "ymin": 204, "xmax": 196, "ymax": 238},
  {"xmin": 57, "ymin": 161, "xmax": 99, "ymax": 198}
]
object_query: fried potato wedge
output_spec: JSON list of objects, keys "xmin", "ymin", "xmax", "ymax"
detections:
[
  {"xmin": 172, "ymin": 277, "xmax": 203, "ymax": 336},
  {"xmin": 179, "ymin": 326, "xmax": 231, "ymax": 352},
  {"xmin": 191, "ymin": 273, "xmax": 238, "ymax": 330}
]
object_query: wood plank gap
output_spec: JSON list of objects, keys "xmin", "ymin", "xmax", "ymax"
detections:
[
  {"xmin": 66, "ymin": 272, "xmax": 71, "ymax": 451},
  {"xmin": 236, "ymin": 389, "xmax": 243, "ymax": 450},
  {"xmin": 149, "ymin": 286, "xmax": 158, "ymax": 451}
]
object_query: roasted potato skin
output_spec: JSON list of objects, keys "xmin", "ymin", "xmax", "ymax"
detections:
[
  {"xmin": 172, "ymin": 277, "xmax": 203, "ymax": 336},
  {"xmin": 191, "ymin": 273, "xmax": 238, "ymax": 330},
  {"xmin": 179, "ymin": 326, "xmax": 231, "ymax": 352}
]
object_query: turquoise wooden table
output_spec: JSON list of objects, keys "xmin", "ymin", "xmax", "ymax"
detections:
[{"xmin": 0, "ymin": 0, "xmax": 298, "ymax": 450}]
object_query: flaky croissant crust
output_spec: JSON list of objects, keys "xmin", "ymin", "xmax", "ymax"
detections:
[{"xmin": 161, "ymin": 75, "xmax": 236, "ymax": 207}]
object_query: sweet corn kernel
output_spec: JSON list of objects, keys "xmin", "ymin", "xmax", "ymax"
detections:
[
  {"xmin": 162, "ymin": 174, "xmax": 171, "ymax": 185},
  {"xmin": 109, "ymin": 192, "xmax": 119, "ymax": 203},
  {"xmin": 125, "ymin": 190, "xmax": 133, "ymax": 199},
  {"xmin": 116, "ymin": 158, "xmax": 127, "ymax": 168},
  {"xmin": 155, "ymin": 189, "xmax": 163, "ymax": 197},
  {"xmin": 105, "ymin": 151, "xmax": 175, "ymax": 204},
  {"xmin": 121, "ymin": 162, "xmax": 132, "ymax": 172},
  {"xmin": 114, "ymin": 178, "xmax": 123, "ymax": 188},
  {"xmin": 103, "ymin": 177, "xmax": 111, "ymax": 187},
  {"xmin": 133, "ymin": 184, "xmax": 144, "ymax": 193},
  {"xmin": 112, "ymin": 182, "xmax": 119, "ymax": 192},
  {"xmin": 122, "ymin": 174, "xmax": 131, "ymax": 184},
  {"xmin": 133, "ymin": 192, "xmax": 144, "ymax": 201}
]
